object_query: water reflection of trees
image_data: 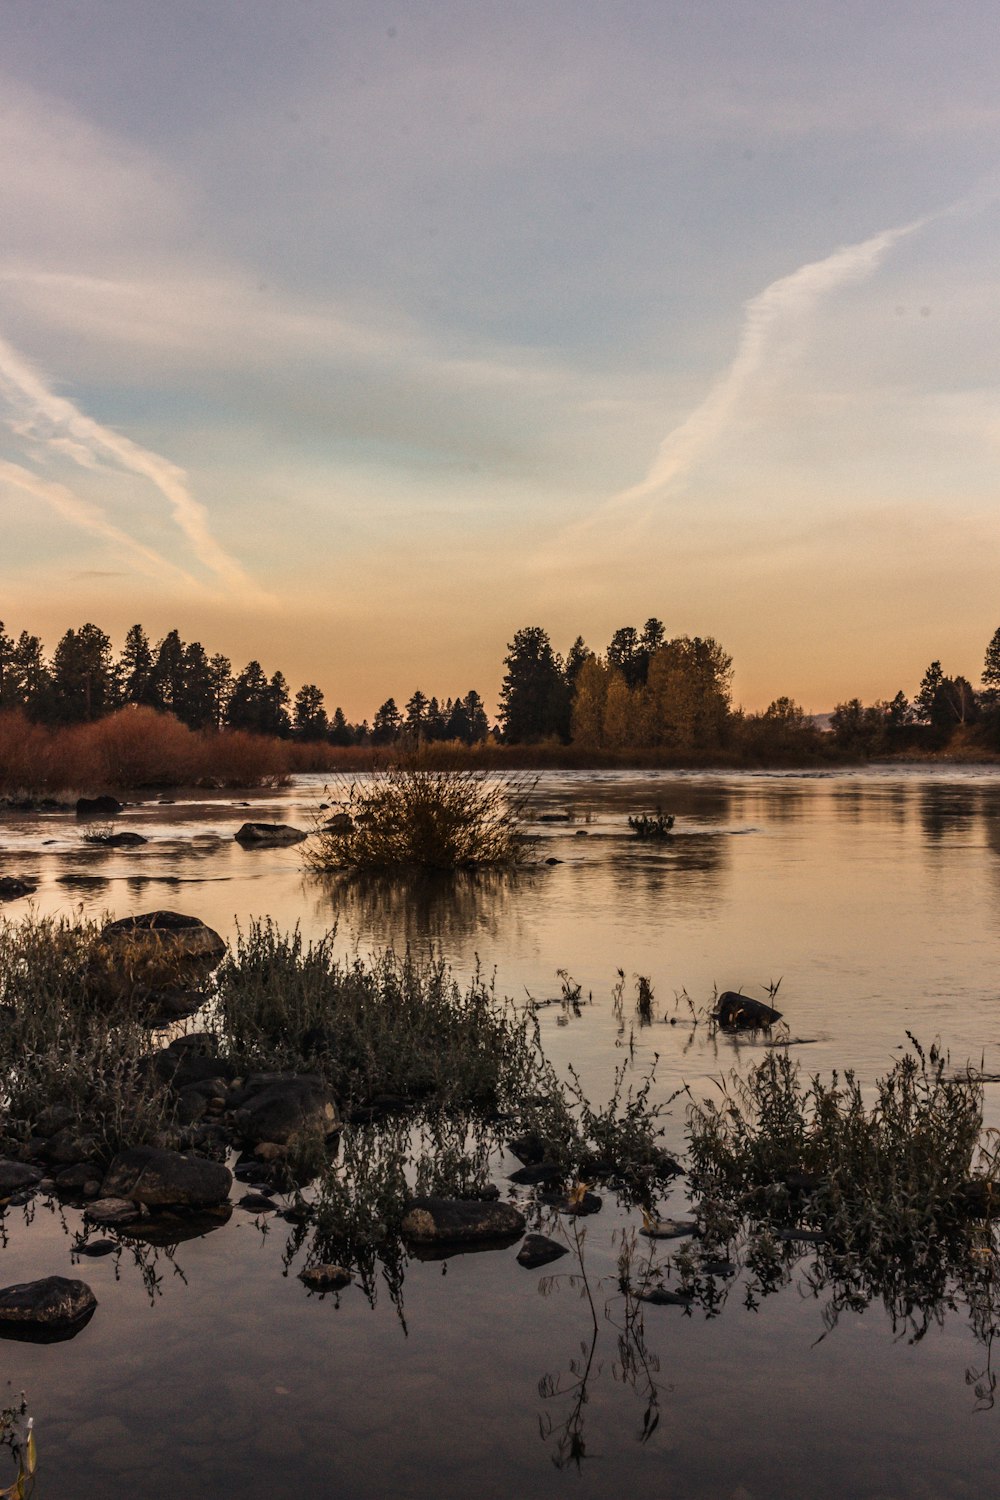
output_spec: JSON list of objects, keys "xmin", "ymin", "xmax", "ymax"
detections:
[
  {"xmin": 919, "ymin": 784, "xmax": 981, "ymax": 842},
  {"xmin": 306, "ymin": 869, "xmax": 532, "ymax": 953}
]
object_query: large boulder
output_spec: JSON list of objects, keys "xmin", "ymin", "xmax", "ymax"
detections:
[
  {"xmin": 233, "ymin": 1075, "xmax": 339, "ymax": 1145},
  {"xmin": 0, "ymin": 1161, "xmax": 42, "ymax": 1196},
  {"xmin": 714, "ymin": 992, "xmax": 782, "ymax": 1030},
  {"xmin": 100, "ymin": 1147, "xmax": 232, "ymax": 1208},
  {"xmin": 401, "ymin": 1196, "xmax": 526, "ymax": 1248},
  {"xmin": 234, "ymin": 823, "xmax": 308, "ymax": 847},
  {"xmin": 0, "ymin": 1276, "xmax": 97, "ymax": 1342},
  {"xmin": 76, "ymin": 795, "xmax": 124, "ymax": 818},
  {"xmin": 100, "ymin": 911, "xmax": 226, "ymax": 963}
]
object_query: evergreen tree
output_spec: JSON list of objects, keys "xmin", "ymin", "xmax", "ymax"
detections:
[
  {"xmin": 983, "ymin": 628, "xmax": 1000, "ymax": 695},
  {"xmin": 293, "ymin": 683, "xmax": 328, "ymax": 740},
  {"xmin": 8, "ymin": 632, "xmax": 51, "ymax": 719},
  {"xmin": 226, "ymin": 660, "xmax": 271, "ymax": 732},
  {"xmin": 117, "ymin": 624, "xmax": 155, "ymax": 708},
  {"xmin": 463, "ymin": 690, "xmax": 490, "ymax": 743},
  {"xmin": 445, "ymin": 696, "xmax": 471, "ymax": 743},
  {"xmin": 425, "ymin": 696, "xmax": 447, "ymax": 741},
  {"xmin": 208, "ymin": 654, "xmax": 233, "ymax": 729},
  {"xmin": 50, "ymin": 624, "xmax": 114, "ymax": 722},
  {"xmin": 177, "ymin": 642, "xmax": 217, "ymax": 729},
  {"xmin": 328, "ymin": 706, "xmax": 354, "ymax": 746},
  {"xmin": 498, "ymin": 627, "xmax": 570, "ymax": 743},
  {"xmin": 0, "ymin": 622, "xmax": 14, "ymax": 708},
  {"xmin": 265, "ymin": 672, "xmax": 292, "ymax": 737},
  {"xmin": 564, "ymin": 636, "xmax": 590, "ymax": 694},
  {"xmin": 404, "ymin": 689, "xmax": 429, "ymax": 739},
  {"xmin": 372, "ymin": 698, "xmax": 402, "ymax": 744},
  {"xmin": 606, "ymin": 625, "xmax": 642, "ymax": 689},
  {"xmin": 914, "ymin": 662, "xmax": 945, "ymax": 723},
  {"xmin": 150, "ymin": 629, "xmax": 186, "ymax": 714}
]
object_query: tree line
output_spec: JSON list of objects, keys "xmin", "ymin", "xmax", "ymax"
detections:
[{"xmin": 2, "ymin": 615, "xmax": 1000, "ymax": 757}]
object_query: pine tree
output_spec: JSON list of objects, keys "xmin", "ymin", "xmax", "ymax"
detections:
[
  {"xmin": 498, "ymin": 627, "xmax": 569, "ymax": 743},
  {"xmin": 293, "ymin": 684, "xmax": 328, "ymax": 740}
]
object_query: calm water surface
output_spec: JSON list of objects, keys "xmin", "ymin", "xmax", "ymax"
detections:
[{"xmin": 1, "ymin": 768, "xmax": 999, "ymax": 1498}]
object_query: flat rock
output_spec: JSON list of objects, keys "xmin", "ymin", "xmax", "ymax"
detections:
[
  {"xmin": 516, "ymin": 1234, "xmax": 569, "ymax": 1269},
  {"xmin": 639, "ymin": 1285, "xmax": 694, "ymax": 1307},
  {"xmin": 641, "ymin": 1218, "xmax": 698, "ymax": 1240},
  {"xmin": 401, "ymin": 1196, "xmax": 526, "ymax": 1246},
  {"xmin": 0, "ymin": 1276, "xmax": 97, "ymax": 1341},
  {"xmin": 299, "ymin": 1264, "xmax": 352, "ymax": 1291},
  {"xmin": 73, "ymin": 1239, "xmax": 118, "ymax": 1258},
  {"xmin": 234, "ymin": 1076, "xmax": 339, "ymax": 1146},
  {"xmin": 234, "ymin": 823, "xmax": 307, "ymax": 846},
  {"xmin": 85, "ymin": 1198, "xmax": 141, "ymax": 1227},
  {"xmin": 100, "ymin": 1147, "xmax": 232, "ymax": 1208}
]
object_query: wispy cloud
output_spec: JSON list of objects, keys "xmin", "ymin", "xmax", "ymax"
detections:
[
  {"xmin": 538, "ymin": 212, "xmax": 931, "ymax": 569},
  {"xmin": 0, "ymin": 460, "xmax": 197, "ymax": 586},
  {"xmin": 0, "ymin": 329, "xmax": 262, "ymax": 595}
]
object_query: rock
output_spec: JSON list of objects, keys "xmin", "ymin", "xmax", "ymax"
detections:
[
  {"xmin": 401, "ymin": 1196, "xmax": 526, "ymax": 1246},
  {"xmin": 100, "ymin": 911, "xmax": 226, "ymax": 964},
  {"xmin": 508, "ymin": 1132, "xmax": 552, "ymax": 1166},
  {"xmin": 100, "ymin": 1147, "xmax": 232, "ymax": 1208},
  {"xmin": 299, "ymin": 1264, "xmax": 352, "ymax": 1291},
  {"xmin": 544, "ymin": 857, "xmax": 563, "ymax": 866},
  {"xmin": 53, "ymin": 1164, "xmax": 102, "ymax": 1197},
  {"xmin": 118, "ymin": 1205, "xmax": 232, "ymax": 1245},
  {"xmin": 233, "ymin": 1076, "xmax": 339, "ymax": 1146},
  {"xmin": 76, "ymin": 795, "xmax": 124, "ymax": 818},
  {"xmin": 538, "ymin": 813, "xmax": 571, "ymax": 823},
  {"xmin": 238, "ymin": 1193, "xmax": 276, "ymax": 1213},
  {"xmin": 575, "ymin": 829, "xmax": 589, "ymax": 836},
  {"xmin": 508, "ymin": 1163, "xmax": 563, "ymax": 1186},
  {"xmin": 0, "ymin": 876, "xmax": 36, "ymax": 901},
  {"xmin": 639, "ymin": 1285, "xmax": 694, "ymax": 1307},
  {"xmin": 234, "ymin": 823, "xmax": 307, "ymax": 847},
  {"xmin": 641, "ymin": 1217, "xmax": 697, "ymax": 1240},
  {"xmin": 85, "ymin": 831, "xmax": 148, "ymax": 848},
  {"xmin": 84, "ymin": 1198, "xmax": 142, "ymax": 1226},
  {"xmin": 43, "ymin": 1129, "xmax": 99, "ymax": 1167},
  {"xmin": 0, "ymin": 1161, "xmax": 42, "ymax": 1196},
  {"xmin": 74, "ymin": 1239, "xmax": 118, "ymax": 1258},
  {"xmin": 714, "ymin": 992, "xmax": 782, "ymax": 1030},
  {"xmin": 321, "ymin": 813, "xmax": 354, "ymax": 833},
  {"xmin": 538, "ymin": 1189, "xmax": 602, "ymax": 1217},
  {"xmin": 0, "ymin": 1276, "xmax": 97, "ymax": 1342},
  {"xmin": 516, "ymin": 1234, "xmax": 569, "ymax": 1269}
]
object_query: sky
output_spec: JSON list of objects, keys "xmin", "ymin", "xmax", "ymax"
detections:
[{"xmin": 1, "ymin": 0, "xmax": 998, "ymax": 719}]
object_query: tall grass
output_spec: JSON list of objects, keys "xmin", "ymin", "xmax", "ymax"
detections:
[{"xmin": 304, "ymin": 763, "xmax": 532, "ymax": 871}]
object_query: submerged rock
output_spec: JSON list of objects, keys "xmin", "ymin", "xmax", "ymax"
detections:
[
  {"xmin": 299, "ymin": 1264, "xmax": 352, "ymax": 1291},
  {"xmin": 516, "ymin": 1234, "xmax": 569, "ymax": 1269},
  {"xmin": 234, "ymin": 823, "xmax": 307, "ymax": 847},
  {"xmin": 85, "ymin": 831, "xmax": 148, "ymax": 848},
  {"xmin": 401, "ymin": 1196, "xmax": 526, "ymax": 1247},
  {"xmin": 0, "ymin": 876, "xmax": 36, "ymax": 901},
  {"xmin": 538, "ymin": 1188, "xmax": 602, "ymax": 1217},
  {"xmin": 100, "ymin": 1147, "xmax": 232, "ymax": 1208},
  {"xmin": 641, "ymin": 1217, "xmax": 697, "ymax": 1240},
  {"xmin": 0, "ymin": 1276, "xmax": 97, "ymax": 1341},
  {"xmin": 714, "ymin": 992, "xmax": 782, "ymax": 1030}
]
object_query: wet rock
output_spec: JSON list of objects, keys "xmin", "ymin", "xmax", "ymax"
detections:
[
  {"xmin": 233, "ymin": 1075, "xmax": 339, "ymax": 1146},
  {"xmin": 544, "ymin": 857, "xmax": 563, "ymax": 866},
  {"xmin": 238, "ymin": 1192, "xmax": 276, "ymax": 1213},
  {"xmin": 299, "ymin": 1264, "xmax": 351, "ymax": 1291},
  {"xmin": 84, "ymin": 831, "xmax": 148, "ymax": 848},
  {"xmin": 516, "ymin": 1233, "xmax": 568, "ymax": 1269},
  {"xmin": 401, "ymin": 1196, "xmax": 526, "ymax": 1247},
  {"xmin": 73, "ymin": 1239, "xmax": 118, "ymax": 1258},
  {"xmin": 321, "ymin": 813, "xmax": 353, "ymax": 833},
  {"xmin": 118, "ymin": 1205, "xmax": 232, "ymax": 1245},
  {"xmin": 538, "ymin": 813, "xmax": 571, "ymax": 823},
  {"xmin": 234, "ymin": 823, "xmax": 307, "ymax": 847},
  {"xmin": 43, "ymin": 1130, "xmax": 99, "ymax": 1167},
  {"xmin": 0, "ymin": 876, "xmax": 36, "ymax": 901},
  {"xmin": 714, "ymin": 992, "xmax": 782, "ymax": 1030},
  {"xmin": 538, "ymin": 1189, "xmax": 602, "ymax": 1217},
  {"xmin": 0, "ymin": 1161, "xmax": 42, "ymax": 1196},
  {"xmin": 76, "ymin": 795, "xmax": 124, "ymax": 818},
  {"xmin": 508, "ymin": 1132, "xmax": 554, "ymax": 1167},
  {"xmin": 100, "ymin": 910, "xmax": 226, "ymax": 964},
  {"xmin": 53, "ymin": 1164, "xmax": 102, "ymax": 1197},
  {"xmin": 641, "ymin": 1217, "xmax": 697, "ymax": 1240},
  {"xmin": 100, "ymin": 1147, "xmax": 232, "ymax": 1208},
  {"xmin": 508, "ymin": 1162, "xmax": 563, "ymax": 1186},
  {"xmin": 639, "ymin": 1285, "xmax": 693, "ymax": 1307},
  {"xmin": 84, "ymin": 1198, "xmax": 141, "ymax": 1227},
  {"xmin": 0, "ymin": 1276, "xmax": 97, "ymax": 1342}
]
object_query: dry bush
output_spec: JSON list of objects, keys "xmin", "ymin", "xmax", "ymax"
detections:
[
  {"xmin": 196, "ymin": 728, "xmax": 289, "ymax": 787},
  {"xmin": 87, "ymin": 706, "xmax": 198, "ymax": 787}
]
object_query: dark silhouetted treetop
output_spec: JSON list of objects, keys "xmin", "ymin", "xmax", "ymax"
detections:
[
  {"xmin": 50, "ymin": 623, "xmax": 114, "ymax": 722},
  {"xmin": 372, "ymin": 697, "xmax": 402, "ymax": 745},
  {"xmin": 499, "ymin": 626, "xmax": 570, "ymax": 743},
  {"xmin": 983, "ymin": 628, "xmax": 1000, "ymax": 695},
  {"xmin": 117, "ymin": 623, "xmax": 155, "ymax": 708},
  {"xmin": 293, "ymin": 683, "xmax": 329, "ymax": 741}
]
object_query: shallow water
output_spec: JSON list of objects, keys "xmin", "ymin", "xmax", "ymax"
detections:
[{"xmin": 2, "ymin": 767, "xmax": 1000, "ymax": 1498}]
